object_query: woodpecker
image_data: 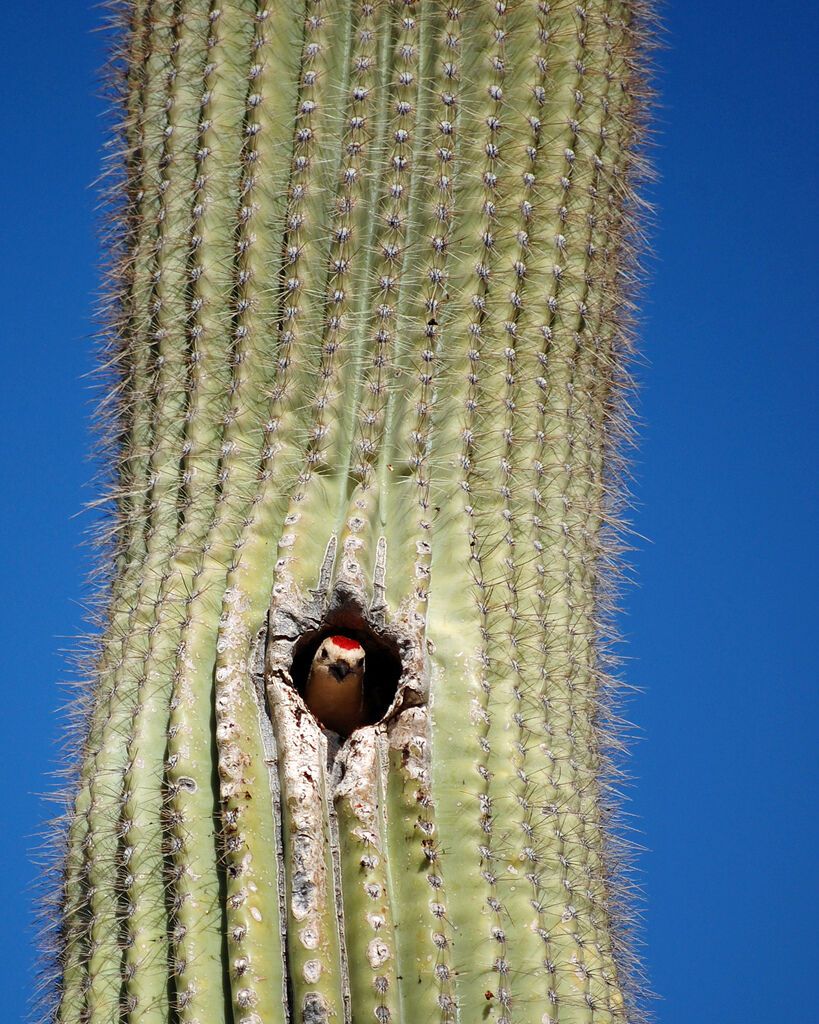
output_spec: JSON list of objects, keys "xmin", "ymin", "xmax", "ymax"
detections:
[{"xmin": 304, "ymin": 635, "xmax": 367, "ymax": 736}]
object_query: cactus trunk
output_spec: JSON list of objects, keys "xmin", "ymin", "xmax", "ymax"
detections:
[{"xmin": 53, "ymin": 1, "xmax": 652, "ymax": 1022}]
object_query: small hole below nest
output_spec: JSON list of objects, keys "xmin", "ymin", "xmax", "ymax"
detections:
[{"xmin": 290, "ymin": 613, "xmax": 402, "ymax": 737}]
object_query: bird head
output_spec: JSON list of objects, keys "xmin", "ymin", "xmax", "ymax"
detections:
[{"xmin": 315, "ymin": 634, "xmax": 365, "ymax": 683}]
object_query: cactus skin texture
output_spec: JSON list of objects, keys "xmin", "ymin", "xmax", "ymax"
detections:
[{"xmin": 50, "ymin": 1, "xmax": 653, "ymax": 1022}]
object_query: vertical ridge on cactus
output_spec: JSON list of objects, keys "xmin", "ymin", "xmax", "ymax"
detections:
[{"xmin": 46, "ymin": 1, "xmax": 655, "ymax": 1022}]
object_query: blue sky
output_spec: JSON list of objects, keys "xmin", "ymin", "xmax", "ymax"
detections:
[{"xmin": 2, "ymin": 2, "xmax": 816, "ymax": 1021}]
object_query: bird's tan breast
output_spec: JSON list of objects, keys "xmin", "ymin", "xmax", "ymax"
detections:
[{"xmin": 304, "ymin": 666, "xmax": 365, "ymax": 736}]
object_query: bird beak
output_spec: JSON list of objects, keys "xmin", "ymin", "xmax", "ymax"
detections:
[{"xmin": 330, "ymin": 663, "xmax": 350, "ymax": 681}]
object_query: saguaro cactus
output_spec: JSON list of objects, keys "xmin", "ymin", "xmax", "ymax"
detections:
[{"xmin": 50, "ymin": 1, "xmax": 652, "ymax": 1022}]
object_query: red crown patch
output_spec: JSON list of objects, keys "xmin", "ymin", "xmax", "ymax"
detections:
[{"xmin": 329, "ymin": 635, "xmax": 363, "ymax": 651}]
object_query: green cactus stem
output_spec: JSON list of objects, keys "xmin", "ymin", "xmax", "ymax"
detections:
[{"xmin": 49, "ymin": 1, "xmax": 654, "ymax": 1022}]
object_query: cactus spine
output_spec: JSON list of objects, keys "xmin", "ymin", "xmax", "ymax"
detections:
[{"xmin": 51, "ymin": 1, "xmax": 652, "ymax": 1022}]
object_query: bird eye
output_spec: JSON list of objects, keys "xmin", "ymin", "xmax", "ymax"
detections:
[{"xmin": 320, "ymin": 649, "xmax": 328, "ymax": 659}]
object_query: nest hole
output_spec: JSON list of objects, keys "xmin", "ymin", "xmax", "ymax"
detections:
[{"xmin": 289, "ymin": 608, "xmax": 403, "ymax": 734}]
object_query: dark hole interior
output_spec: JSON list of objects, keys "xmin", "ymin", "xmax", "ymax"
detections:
[{"xmin": 289, "ymin": 608, "xmax": 403, "ymax": 735}]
